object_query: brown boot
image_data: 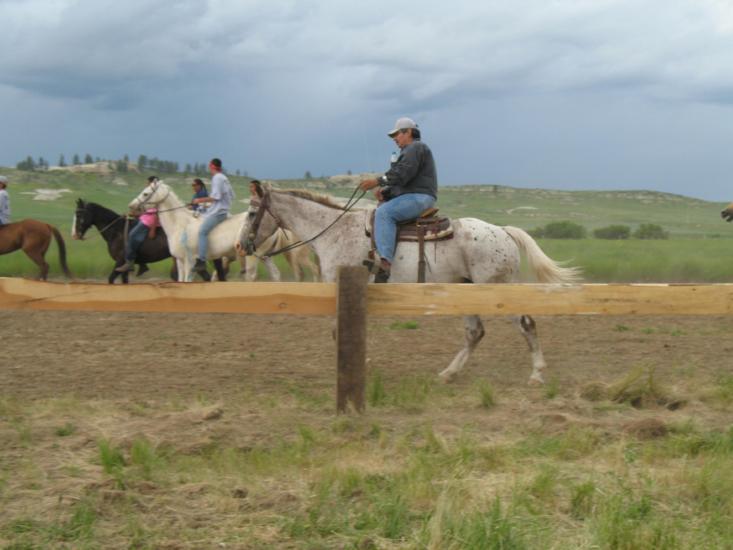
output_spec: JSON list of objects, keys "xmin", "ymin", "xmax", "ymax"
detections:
[{"xmin": 374, "ymin": 259, "xmax": 391, "ymax": 283}]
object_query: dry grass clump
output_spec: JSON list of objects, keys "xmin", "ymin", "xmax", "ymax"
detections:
[
  {"xmin": 579, "ymin": 381, "xmax": 609, "ymax": 402},
  {"xmin": 607, "ymin": 367, "xmax": 685, "ymax": 410},
  {"xmin": 624, "ymin": 418, "xmax": 669, "ymax": 440}
]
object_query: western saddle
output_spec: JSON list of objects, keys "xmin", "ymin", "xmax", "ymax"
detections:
[{"xmin": 365, "ymin": 206, "xmax": 453, "ymax": 282}]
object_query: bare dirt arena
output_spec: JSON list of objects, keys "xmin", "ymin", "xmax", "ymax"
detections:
[
  {"xmin": 3, "ymin": 311, "xmax": 732, "ymax": 402},
  {"xmin": 2, "ymin": 310, "xmax": 733, "ymax": 548}
]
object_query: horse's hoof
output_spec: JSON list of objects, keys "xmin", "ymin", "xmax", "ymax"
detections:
[
  {"xmin": 527, "ymin": 375, "xmax": 545, "ymax": 386},
  {"xmin": 438, "ymin": 371, "xmax": 457, "ymax": 384}
]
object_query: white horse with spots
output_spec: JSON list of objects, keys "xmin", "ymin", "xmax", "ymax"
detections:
[
  {"xmin": 128, "ymin": 181, "xmax": 318, "ymax": 282},
  {"xmin": 236, "ymin": 183, "xmax": 581, "ymax": 384}
]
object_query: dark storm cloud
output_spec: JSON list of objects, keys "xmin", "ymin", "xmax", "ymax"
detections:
[{"xmin": 2, "ymin": 0, "xmax": 733, "ymax": 199}]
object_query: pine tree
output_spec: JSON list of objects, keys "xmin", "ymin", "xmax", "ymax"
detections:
[
  {"xmin": 72, "ymin": 154, "xmax": 81, "ymax": 165},
  {"xmin": 84, "ymin": 154, "xmax": 93, "ymax": 164},
  {"xmin": 58, "ymin": 155, "xmax": 66, "ymax": 167}
]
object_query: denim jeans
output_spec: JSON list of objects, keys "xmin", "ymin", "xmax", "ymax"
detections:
[
  {"xmin": 125, "ymin": 222, "xmax": 149, "ymax": 262},
  {"xmin": 374, "ymin": 193, "xmax": 436, "ymax": 263},
  {"xmin": 197, "ymin": 211, "xmax": 228, "ymax": 260}
]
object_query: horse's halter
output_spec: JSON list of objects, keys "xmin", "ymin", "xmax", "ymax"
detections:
[
  {"xmin": 134, "ymin": 181, "xmax": 169, "ymax": 211},
  {"xmin": 74, "ymin": 207, "xmax": 93, "ymax": 239},
  {"xmin": 244, "ymin": 184, "xmax": 366, "ymax": 259},
  {"xmin": 243, "ymin": 190, "xmax": 283, "ymax": 255}
]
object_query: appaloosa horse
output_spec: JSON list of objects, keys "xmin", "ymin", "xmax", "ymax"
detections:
[
  {"xmin": 0, "ymin": 219, "xmax": 72, "ymax": 280},
  {"xmin": 237, "ymin": 182, "xmax": 581, "ymax": 385}
]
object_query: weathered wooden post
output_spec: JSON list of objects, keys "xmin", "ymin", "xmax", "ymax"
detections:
[{"xmin": 336, "ymin": 265, "xmax": 369, "ymax": 413}]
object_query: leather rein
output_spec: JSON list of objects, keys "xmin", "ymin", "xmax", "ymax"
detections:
[{"xmin": 244, "ymin": 186, "xmax": 366, "ymax": 258}]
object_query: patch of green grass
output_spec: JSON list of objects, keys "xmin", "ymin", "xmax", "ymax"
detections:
[
  {"xmin": 130, "ymin": 438, "xmax": 165, "ymax": 480},
  {"xmin": 3, "ymin": 500, "xmax": 98, "ymax": 545},
  {"xmin": 54, "ymin": 422, "xmax": 76, "ymax": 437},
  {"xmin": 477, "ymin": 380, "xmax": 496, "ymax": 409},
  {"xmin": 367, "ymin": 370, "xmax": 387, "ymax": 407},
  {"xmin": 569, "ymin": 480, "xmax": 596, "ymax": 520},
  {"xmin": 421, "ymin": 494, "xmax": 526, "ymax": 550},
  {"xmin": 544, "ymin": 378, "xmax": 560, "ymax": 400},
  {"xmin": 514, "ymin": 428, "xmax": 603, "ymax": 461},
  {"xmin": 388, "ymin": 320, "xmax": 420, "ymax": 330},
  {"xmin": 591, "ymin": 488, "xmax": 680, "ymax": 550}
]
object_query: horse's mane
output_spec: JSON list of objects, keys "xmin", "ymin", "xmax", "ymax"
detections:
[
  {"xmin": 82, "ymin": 201, "xmax": 121, "ymax": 222},
  {"xmin": 273, "ymin": 188, "xmax": 361, "ymax": 211}
]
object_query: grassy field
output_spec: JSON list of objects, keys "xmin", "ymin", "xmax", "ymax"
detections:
[{"xmin": 1, "ymin": 167, "xmax": 732, "ymax": 281}]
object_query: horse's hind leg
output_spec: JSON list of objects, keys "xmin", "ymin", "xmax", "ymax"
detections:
[
  {"xmin": 439, "ymin": 315, "xmax": 485, "ymax": 383},
  {"xmin": 23, "ymin": 249, "xmax": 49, "ymax": 280},
  {"xmin": 515, "ymin": 315, "xmax": 546, "ymax": 385}
]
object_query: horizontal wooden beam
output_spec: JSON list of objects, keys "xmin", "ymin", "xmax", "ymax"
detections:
[
  {"xmin": 1, "ymin": 278, "xmax": 732, "ymax": 316},
  {"xmin": 366, "ymin": 283, "xmax": 733, "ymax": 316},
  {"xmin": 0, "ymin": 278, "xmax": 337, "ymax": 315}
]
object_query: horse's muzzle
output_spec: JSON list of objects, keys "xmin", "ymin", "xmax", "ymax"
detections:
[{"xmin": 722, "ymin": 210, "xmax": 733, "ymax": 222}]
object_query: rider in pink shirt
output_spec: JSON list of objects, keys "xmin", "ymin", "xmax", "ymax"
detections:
[{"xmin": 117, "ymin": 176, "xmax": 161, "ymax": 272}]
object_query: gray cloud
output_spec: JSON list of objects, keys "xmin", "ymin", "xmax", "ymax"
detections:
[{"xmin": 2, "ymin": 0, "xmax": 733, "ymax": 199}]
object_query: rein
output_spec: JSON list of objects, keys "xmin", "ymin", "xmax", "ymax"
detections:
[{"xmin": 248, "ymin": 186, "xmax": 366, "ymax": 258}]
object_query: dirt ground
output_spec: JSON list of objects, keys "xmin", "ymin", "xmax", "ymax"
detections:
[
  {"xmin": 2, "ymin": 310, "xmax": 732, "ymax": 404},
  {"xmin": 2, "ymin": 310, "xmax": 733, "ymax": 548}
]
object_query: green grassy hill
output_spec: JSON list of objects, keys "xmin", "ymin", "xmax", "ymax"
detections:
[{"xmin": 1, "ymin": 167, "xmax": 732, "ymax": 281}]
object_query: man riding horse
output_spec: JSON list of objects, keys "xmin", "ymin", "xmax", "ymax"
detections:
[{"xmin": 359, "ymin": 117, "xmax": 438, "ymax": 283}]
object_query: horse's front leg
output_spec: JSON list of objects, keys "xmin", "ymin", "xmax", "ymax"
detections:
[
  {"xmin": 515, "ymin": 315, "xmax": 547, "ymax": 385},
  {"xmin": 263, "ymin": 257, "xmax": 281, "ymax": 282},
  {"xmin": 439, "ymin": 315, "xmax": 485, "ymax": 383},
  {"xmin": 176, "ymin": 258, "xmax": 187, "ymax": 282}
]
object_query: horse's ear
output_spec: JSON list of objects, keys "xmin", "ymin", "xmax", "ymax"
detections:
[{"xmin": 76, "ymin": 198, "xmax": 84, "ymax": 207}]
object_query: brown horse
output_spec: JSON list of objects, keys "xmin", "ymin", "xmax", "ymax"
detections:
[
  {"xmin": 0, "ymin": 219, "xmax": 72, "ymax": 280},
  {"xmin": 721, "ymin": 202, "xmax": 733, "ymax": 222}
]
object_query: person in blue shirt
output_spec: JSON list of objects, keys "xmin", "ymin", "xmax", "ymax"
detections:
[{"xmin": 190, "ymin": 178, "xmax": 208, "ymax": 212}]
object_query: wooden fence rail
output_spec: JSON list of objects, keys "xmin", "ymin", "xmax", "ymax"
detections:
[
  {"xmin": 2, "ymin": 278, "xmax": 733, "ymax": 316},
  {"xmin": 2, "ymin": 274, "xmax": 732, "ymax": 412}
]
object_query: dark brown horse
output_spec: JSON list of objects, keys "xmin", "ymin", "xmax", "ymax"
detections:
[{"xmin": 0, "ymin": 219, "xmax": 72, "ymax": 280}]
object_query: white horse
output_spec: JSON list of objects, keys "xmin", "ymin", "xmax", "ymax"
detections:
[
  {"xmin": 128, "ymin": 181, "xmax": 318, "ymax": 282},
  {"xmin": 236, "ymin": 182, "xmax": 581, "ymax": 384}
]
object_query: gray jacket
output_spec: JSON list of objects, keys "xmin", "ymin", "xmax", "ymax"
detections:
[
  {"xmin": 0, "ymin": 189, "xmax": 10, "ymax": 224},
  {"xmin": 380, "ymin": 141, "xmax": 438, "ymax": 199}
]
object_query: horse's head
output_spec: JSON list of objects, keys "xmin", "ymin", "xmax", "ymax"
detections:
[
  {"xmin": 722, "ymin": 202, "xmax": 733, "ymax": 222},
  {"xmin": 235, "ymin": 181, "xmax": 274, "ymax": 256},
  {"xmin": 129, "ymin": 180, "xmax": 169, "ymax": 212},
  {"xmin": 72, "ymin": 199, "xmax": 91, "ymax": 240}
]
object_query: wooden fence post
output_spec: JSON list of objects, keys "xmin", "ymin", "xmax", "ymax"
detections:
[{"xmin": 336, "ymin": 265, "xmax": 369, "ymax": 413}]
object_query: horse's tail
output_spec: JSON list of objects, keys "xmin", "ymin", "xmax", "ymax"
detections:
[
  {"xmin": 503, "ymin": 226, "xmax": 581, "ymax": 284},
  {"xmin": 49, "ymin": 224, "xmax": 73, "ymax": 278}
]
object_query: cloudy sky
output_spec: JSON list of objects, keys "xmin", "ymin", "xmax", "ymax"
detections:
[{"xmin": 2, "ymin": 0, "xmax": 733, "ymax": 200}]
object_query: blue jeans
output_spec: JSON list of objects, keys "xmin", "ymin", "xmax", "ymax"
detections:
[
  {"xmin": 197, "ymin": 211, "xmax": 228, "ymax": 260},
  {"xmin": 125, "ymin": 222, "xmax": 149, "ymax": 262},
  {"xmin": 374, "ymin": 193, "xmax": 436, "ymax": 263}
]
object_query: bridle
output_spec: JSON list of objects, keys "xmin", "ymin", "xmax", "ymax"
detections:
[
  {"xmin": 74, "ymin": 203, "xmax": 124, "ymax": 241},
  {"xmin": 133, "ymin": 181, "xmax": 170, "ymax": 211},
  {"xmin": 243, "ymin": 185, "xmax": 366, "ymax": 258}
]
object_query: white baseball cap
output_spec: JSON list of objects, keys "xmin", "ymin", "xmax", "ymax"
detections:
[
  {"xmin": 387, "ymin": 117, "xmax": 418, "ymax": 137},
  {"xmin": 0, "ymin": 175, "xmax": 7, "ymax": 184}
]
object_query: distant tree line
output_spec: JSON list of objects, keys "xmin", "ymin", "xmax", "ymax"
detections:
[
  {"xmin": 15, "ymin": 153, "xmax": 247, "ymax": 177},
  {"xmin": 530, "ymin": 221, "xmax": 669, "ymax": 240}
]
